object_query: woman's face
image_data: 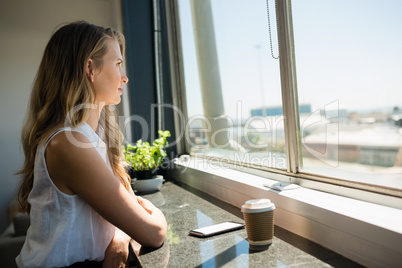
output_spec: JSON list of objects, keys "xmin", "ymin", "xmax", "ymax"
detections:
[{"xmin": 91, "ymin": 39, "xmax": 128, "ymax": 106}]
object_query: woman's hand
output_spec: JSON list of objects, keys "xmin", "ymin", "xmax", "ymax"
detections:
[{"xmin": 102, "ymin": 229, "xmax": 131, "ymax": 268}]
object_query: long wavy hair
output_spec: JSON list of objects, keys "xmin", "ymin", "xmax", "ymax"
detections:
[{"xmin": 17, "ymin": 21, "xmax": 130, "ymax": 213}]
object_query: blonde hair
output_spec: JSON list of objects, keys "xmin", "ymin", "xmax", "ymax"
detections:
[{"xmin": 17, "ymin": 21, "xmax": 130, "ymax": 213}]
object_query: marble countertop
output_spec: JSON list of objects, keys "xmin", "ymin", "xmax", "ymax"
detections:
[{"xmin": 133, "ymin": 181, "xmax": 361, "ymax": 268}]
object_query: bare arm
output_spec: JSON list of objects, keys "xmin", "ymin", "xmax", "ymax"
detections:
[
  {"xmin": 46, "ymin": 131, "xmax": 167, "ymax": 248},
  {"xmin": 102, "ymin": 228, "xmax": 131, "ymax": 268}
]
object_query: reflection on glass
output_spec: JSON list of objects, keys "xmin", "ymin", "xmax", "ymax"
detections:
[
  {"xmin": 292, "ymin": 0, "xmax": 402, "ymax": 189},
  {"xmin": 235, "ymin": 235, "xmax": 249, "ymax": 267},
  {"xmin": 198, "ymin": 234, "xmax": 250, "ymax": 267},
  {"xmin": 196, "ymin": 210, "xmax": 215, "ymax": 267},
  {"xmin": 178, "ymin": 0, "xmax": 286, "ymax": 169}
]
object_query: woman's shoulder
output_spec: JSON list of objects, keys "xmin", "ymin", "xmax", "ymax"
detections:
[
  {"xmin": 46, "ymin": 130, "xmax": 94, "ymax": 164},
  {"xmin": 45, "ymin": 122, "xmax": 96, "ymax": 149},
  {"xmin": 45, "ymin": 126, "xmax": 106, "ymax": 195},
  {"xmin": 44, "ymin": 130, "xmax": 94, "ymax": 195},
  {"xmin": 48, "ymin": 130, "xmax": 91, "ymax": 149}
]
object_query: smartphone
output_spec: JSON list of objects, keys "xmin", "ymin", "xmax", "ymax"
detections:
[{"xmin": 189, "ymin": 221, "xmax": 245, "ymax": 237}]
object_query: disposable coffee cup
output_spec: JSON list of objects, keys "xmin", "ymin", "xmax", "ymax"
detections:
[{"xmin": 241, "ymin": 199, "xmax": 275, "ymax": 246}]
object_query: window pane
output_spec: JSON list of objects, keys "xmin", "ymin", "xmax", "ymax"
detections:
[
  {"xmin": 178, "ymin": 0, "xmax": 286, "ymax": 169},
  {"xmin": 292, "ymin": 0, "xmax": 402, "ymax": 189}
]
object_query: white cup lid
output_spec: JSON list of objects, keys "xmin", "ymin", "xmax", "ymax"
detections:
[{"xmin": 241, "ymin": 199, "xmax": 275, "ymax": 213}]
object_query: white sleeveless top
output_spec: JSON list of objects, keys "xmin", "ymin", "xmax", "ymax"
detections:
[{"xmin": 16, "ymin": 123, "xmax": 115, "ymax": 268}]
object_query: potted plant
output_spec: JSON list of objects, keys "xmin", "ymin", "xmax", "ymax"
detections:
[{"xmin": 124, "ymin": 130, "xmax": 171, "ymax": 193}]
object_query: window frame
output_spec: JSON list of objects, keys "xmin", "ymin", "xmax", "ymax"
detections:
[{"xmin": 164, "ymin": 0, "xmax": 402, "ymax": 202}]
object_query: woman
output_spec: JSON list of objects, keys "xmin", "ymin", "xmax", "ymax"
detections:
[{"xmin": 16, "ymin": 21, "xmax": 167, "ymax": 267}]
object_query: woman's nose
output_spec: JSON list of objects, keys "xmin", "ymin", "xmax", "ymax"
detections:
[{"xmin": 122, "ymin": 71, "xmax": 129, "ymax": 84}]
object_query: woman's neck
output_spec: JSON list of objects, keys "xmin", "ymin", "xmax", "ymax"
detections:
[{"xmin": 86, "ymin": 102, "xmax": 105, "ymax": 132}]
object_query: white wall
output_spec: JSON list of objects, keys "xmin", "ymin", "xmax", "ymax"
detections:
[{"xmin": 0, "ymin": 0, "xmax": 124, "ymax": 232}]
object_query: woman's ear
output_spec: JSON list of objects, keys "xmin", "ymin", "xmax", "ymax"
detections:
[{"xmin": 86, "ymin": 59, "xmax": 94, "ymax": 82}]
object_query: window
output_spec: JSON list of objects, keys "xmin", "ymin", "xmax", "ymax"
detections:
[
  {"xmin": 178, "ymin": 0, "xmax": 286, "ymax": 170},
  {"xmin": 174, "ymin": 0, "xmax": 402, "ymax": 196},
  {"xmin": 292, "ymin": 0, "xmax": 402, "ymax": 191}
]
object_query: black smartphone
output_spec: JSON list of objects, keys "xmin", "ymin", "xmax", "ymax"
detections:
[{"xmin": 189, "ymin": 221, "xmax": 245, "ymax": 237}]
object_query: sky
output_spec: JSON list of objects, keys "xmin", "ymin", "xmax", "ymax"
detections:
[{"xmin": 178, "ymin": 0, "xmax": 402, "ymax": 119}]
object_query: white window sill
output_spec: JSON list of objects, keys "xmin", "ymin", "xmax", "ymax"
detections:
[{"xmin": 169, "ymin": 157, "xmax": 402, "ymax": 268}]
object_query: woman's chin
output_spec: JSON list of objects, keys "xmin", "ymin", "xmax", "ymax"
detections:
[{"xmin": 112, "ymin": 96, "xmax": 122, "ymax": 105}]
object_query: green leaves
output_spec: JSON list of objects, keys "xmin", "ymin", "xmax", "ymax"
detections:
[{"xmin": 124, "ymin": 130, "xmax": 171, "ymax": 171}]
